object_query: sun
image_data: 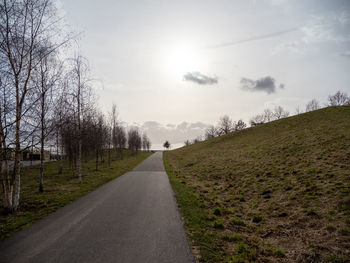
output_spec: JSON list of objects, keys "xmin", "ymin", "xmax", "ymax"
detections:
[{"xmin": 162, "ymin": 44, "xmax": 202, "ymax": 77}]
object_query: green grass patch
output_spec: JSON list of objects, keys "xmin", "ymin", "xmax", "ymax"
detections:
[
  {"xmin": 0, "ymin": 150, "xmax": 152, "ymax": 241},
  {"xmin": 163, "ymin": 155, "xmax": 226, "ymax": 262}
]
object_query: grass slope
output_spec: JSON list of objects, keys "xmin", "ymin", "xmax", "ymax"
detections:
[
  {"xmin": 164, "ymin": 106, "xmax": 350, "ymax": 262},
  {"xmin": 0, "ymin": 150, "xmax": 152, "ymax": 241}
]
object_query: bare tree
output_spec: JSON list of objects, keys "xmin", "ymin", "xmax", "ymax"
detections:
[
  {"xmin": 67, "ymin": 55, "xmax": 92, "ymax": 183},
  {"xmin": 33, "ymin": 51, "xmax": 62, "ymax": 192},
  {"xmin": 163, "ymin": 140, "xmax": 170, "ymax": 150},
  {"xmin": 193, "ymin": 136, "xmax": 202, "ymax": 144},
  {"xmin": 205, "ymin": 125, "xmax": 217, "ymax": 139},
  {"xmin": 250, "ymin": 114, "xmax": 265, "ymax": 127},
  {"xmin": 142, "ymin": 133, "xmax": 151, "ymax": 152},
  {"xmin": 0, "ymin": 0, "xmax": 68, "ymax": 211},
  {"xmin": 184, "ymin": 140, "xmax": 191, "ymax": 146},
  {"xmin": 295, "ymin": 105, "xmax": 302, "ymax": 115},
  {"xmin": 305, "ymin": 99, "xmax": 321, "ymax": 112},
  {"xmin": 263, "ymin": 108, "xmax": 274, "ymax": 122},
  {"xmin": 328, "ymin": 91, "xmax": 350, "ymax": 106},
  {"xmin": 145, "ymin": 135, "xmax": 151, "ymax": 152},
  {"xmin": 128, "ymin": 128, "xmax": 141, "ymax": 154},
  {"xmin": 109, "ymin": 104, "xmax": 118, "ymax": 163},
  {"xmin": 273, "ymin": 106, "xmax": 289, "ymax": 119},
  {"xmin": 114, "ymin": 124, "xmax": 126, "ymax": 159},
  {"xmin": 217, "ymin": 115, "xmax": 233, "ymax": 135},
  {"xmin": 53, "ymin": 80, "xmax": 69, "ymax": 174},
  {"xmin": 234, "ymin": 119, "xmax": 247, "ymax": 131}
]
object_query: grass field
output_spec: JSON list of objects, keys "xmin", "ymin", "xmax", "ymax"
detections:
[
  {"xmin": 164, "ymin": 106, "xmax": 350, "ymax": 262},
  {"xmin": 0, "ymin": 150, "xmax": 152, "ymax": 241}
]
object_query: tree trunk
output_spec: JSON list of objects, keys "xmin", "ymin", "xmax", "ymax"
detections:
[
  {"xmin": 56, "ymin": 131, "xmax": 62, "ymax": 174},
  {"xmin": 77, "ymin": 138, "xmax": 82, "ymax": 183},
  {"xmin": 39, "ymin": 134, "xmax": 44, "ymax": 192},
  {"xmin": 108, "ymin": 144, "xmax": 111, "ymax": 167},
  {"xmin": 77, "ymin": 73, "xmax": 82, "ymax": 184},
  {"xmin": 95, "ymin": 149, "xmax": 98, "ymax": 171},
  {"xmin": 39, "ymin": 92, "xmax": 45, "ymax": 192},
  {"xmin": 12, "ymin": 116, "xmax": 21, "ymax": 212}
]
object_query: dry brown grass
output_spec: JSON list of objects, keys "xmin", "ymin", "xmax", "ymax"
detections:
[{"xmin": 165, "ymin": 106, "xmax": 350, "ymax": 262}]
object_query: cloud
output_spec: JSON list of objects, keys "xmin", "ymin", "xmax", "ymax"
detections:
[
  {"xmin": 203, "ymin": 27, "xmax": 297, "ymax": 49},
  {"xmin": 272, "ymin": 41, "xmax": 301, "ymax": 55},
  {"xmin": 240, "ymin": 76, "xmax": 284, "ymax": 95},
  {"xmin": 141, "ymin": 121, "xmax": 211, "ymax": 149},
  {"xmin": 183, "ymin": 72, "xmax": 218, "ymax": 85},
  {"xmin": 301, "ymin": 13, "xmax": 350, "ymax": 44},
  {"xmin": 341, "ymin": 51, "xmax": 350, "ymax": 58}
]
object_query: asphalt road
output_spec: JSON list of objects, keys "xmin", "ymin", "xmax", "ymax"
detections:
[{"xmin": 0, "ymin": 152, "xmax": 194, "ymax": 263}]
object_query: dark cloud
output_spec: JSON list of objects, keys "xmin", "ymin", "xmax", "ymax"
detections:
[
  {"xmin": 341, "ymin": 51, "xmax": 350, "ymax": 58},
  {"xmin": 183, "ymin": 72, "xmax": 218, "ymax": 85},
  {"xmin": 240, "ymin": 76, "xmax": 284, "ymax": 94}
]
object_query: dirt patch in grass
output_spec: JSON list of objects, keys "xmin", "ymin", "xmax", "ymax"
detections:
[
  {"xmin": 0, "ymin": 150, "xmax": 152, "ymax": 241},
  {"xmin": 164, "ymin": 106, "xmax": 350, "ymax": 262}
]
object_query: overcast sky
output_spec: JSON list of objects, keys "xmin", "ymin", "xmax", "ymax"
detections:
[{"xmin": 60, "ymin": 0, "xmax": 350, "ymax": 149}]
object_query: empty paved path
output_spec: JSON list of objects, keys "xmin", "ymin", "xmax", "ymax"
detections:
[{"xmin": 0, "ymin": 152, "xmax": 194, "ymax": 263}]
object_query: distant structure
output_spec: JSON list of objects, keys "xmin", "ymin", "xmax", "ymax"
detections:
[{"xmin": 3, "ymin": 148, "xmax": 51, "ymax": 161}]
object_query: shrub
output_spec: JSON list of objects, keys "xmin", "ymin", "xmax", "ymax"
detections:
[
  {"xmin": 231, "ymin": 217, "xmax": 245, "ymax": 226},
  {"xmin": 274, "ymin": 249, "xmax": 286, "ymax": 258},
  {"xmin": 222, "ymin": 233, "xmax": 243, "ymax": 242},
  {"xmin": 213, "ymin": 207, "xmax": 222, "ymax": 216},
  {"xmin": 252, "ymin": 214, "xmax": 263, "ymax": 223},
  {"xmin": 214, "ymin": 220, "xmax": 225, "ymax": 229}
]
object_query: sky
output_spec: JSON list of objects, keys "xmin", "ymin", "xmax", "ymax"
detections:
[{"xmin": 60, "ymin": 0, "xmax": 350, "ymax": 149}]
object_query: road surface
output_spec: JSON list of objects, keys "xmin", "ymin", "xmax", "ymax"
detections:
[{"xmin": 0, "ymin": 152, "xmax": 194, "ymax": 263}]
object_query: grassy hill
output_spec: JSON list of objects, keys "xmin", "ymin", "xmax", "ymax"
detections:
[{"xmin": 164, "ymin": 106, "xmax": 350, "ymax": 262}]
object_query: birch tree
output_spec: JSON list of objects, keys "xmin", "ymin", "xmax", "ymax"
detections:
[
  {"xmin": 67, "ymin": 55, "xmax": 92, "ymax": 184},
  {"xmin": 33, "ymin": 50, "xmax": 62, "ymax": 192},
  {"xmin": 0, "ymin": 0, "xmax": 67, "ymax": 212}
]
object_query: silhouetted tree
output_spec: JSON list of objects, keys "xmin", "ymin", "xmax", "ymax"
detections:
[
  {"xmin": 295, "ymin": 105, "xmax": 302, "ymax": 115},
  {"xmin": 234, "ymin": 119, "xmax": 247, "ymax": 130},
  {"xmin": 305, "ymin": 99, "xmax": 321, "ymax": 112},
  {"xmin": 250, "ymin": 114, "xmax": 265, "ymax": 127},
  {"xmin": 163, "ymin": 140, "xmax": 170, "ymax": 150},
  {"xmin": 128, "ymin": 128, "xmax": 141, "ymax": 154},
  {"xmin": 273, "ymin": 106, "xmax": 289, "ymax": 119},
  {"xmin": 114, "ymin": 124, "xmax": 126, "ymax": 159},
  {"xmin": 328, "ymin": 91, "xmax": 349, "ymax": 106},
  {"xmin": 142, "ymin": 133, "xmax": 151, "ymax": 151},
  {"xmin": 217, "ymin": 115, "xmax": 233, "ymax": 135},
  {"xmin": 263, "ymin": 108, "xmax": 274, "ymax": 122},
  {"xmin": 205, "ymin": 125, "xmax": 217, "ymax": 139}
]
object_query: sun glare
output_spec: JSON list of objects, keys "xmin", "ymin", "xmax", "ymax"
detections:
[{"xmin": 163, "ymin": 44, "xmax": 202, "ymax": 77}]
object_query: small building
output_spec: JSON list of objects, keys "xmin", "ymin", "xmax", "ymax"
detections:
[
  {"xmin": 23, "ymin": 150, "xmax": 50, "ymax": 161},
  {"xmin": 3, "ymin": 148, "xmax": 50, "ymax": 161}
]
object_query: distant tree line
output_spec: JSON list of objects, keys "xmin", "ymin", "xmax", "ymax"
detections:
[
  {"xmin": 183, "ymin": 90, "xmax": 350, "ymax": 146},
  {"xmin": 0, "ymin": 0, "xmax": 151, "ymax": 213}
]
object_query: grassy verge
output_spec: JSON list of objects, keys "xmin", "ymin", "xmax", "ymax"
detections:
[
  {"xmin": 164, "ymin": 154, "xmax": 226, "ymax": 262},
  {"xmin": 164, "ymin": 106, "xmax": 350, "ymax": 262},
  {"xmin": 0, "ymin": 150, "xmax": 152, "ymax": 241}
]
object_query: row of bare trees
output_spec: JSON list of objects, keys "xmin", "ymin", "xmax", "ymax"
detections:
[
  {"xmin": 182, "ymin": 90, "xmax": 349, "ymax": 146},
  {"xmin": 249, "ymin": 106, "xmax": 290, "ymax": 126},
  {"xmin": 204, "ymin": 116, "xmax": 247, "ymax": 140},
  {"xmin": 0, "ymin": 0, "xmax": 72, "ymax": 212},
  {"xmin": 248, "ymin": 90, "xmax": 350, "ymax": 128},
  {"xmin": 0, "ymin": 0, "xmax": 151, "ymax": 213}
]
